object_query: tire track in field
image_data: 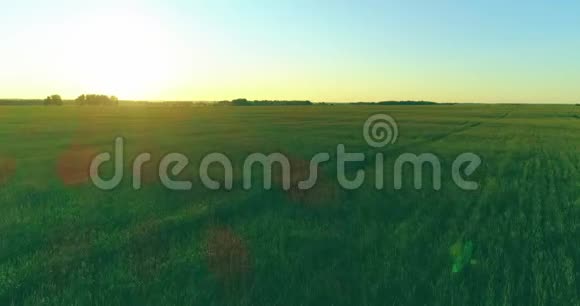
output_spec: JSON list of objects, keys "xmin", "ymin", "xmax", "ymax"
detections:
[
  {"xmin": 420, "ymin": 107, "xmax": 522, "ymax": 305},
  {"xmin": 471, "ymin": 124, "xmax": 580, "ymax": 305},
  {"xmin": 538, "ymin": 134, "xmax": 580, "ymax": 302},
  {"xmin": 522, "ymin": 130, "xmax": 579, "ymax": 304},
  {"xmin": 439, "ymin": 122, "xmax": 536, "ymax": 305},
  {"xmin": 395, "ymin": 121, "xmax": 483, "ymax": 153},
  {"xmin": 390, "ymin": 108, "xmax": 515, "ymax": 154}
]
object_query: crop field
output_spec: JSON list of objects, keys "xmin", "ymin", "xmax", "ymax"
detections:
[{"xmin": 0, "ymin": 104, "xmax": 579, "ymax": 305}]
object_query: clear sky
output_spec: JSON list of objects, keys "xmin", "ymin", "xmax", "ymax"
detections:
[{"xmin": 1, "ymin": 0, "xmax": 579, "ymax": 103}]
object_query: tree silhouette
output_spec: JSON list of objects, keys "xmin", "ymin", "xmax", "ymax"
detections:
[
  {"xmin": 75, "ymin": 94, "xmax": 119, "ymax": 106},
  {"xmin": 75, "ymin": 94, "xmax": 86, "ymax": 105},
  {"xmin": 44, "ymin": 94, "xmax": 63, "ymax": 106}
]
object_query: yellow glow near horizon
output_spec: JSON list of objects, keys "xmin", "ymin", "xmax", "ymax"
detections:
[
  {"xmin": 1, "ymin": 2, "xmax": 580, "ymax": 103},
  {"xmin": 0, "ymin": 5, "xmax": 226, "ymax": 102},
  {"xmin": 60, "ymin": 11, "xmax": 183, "ymax": 100}
]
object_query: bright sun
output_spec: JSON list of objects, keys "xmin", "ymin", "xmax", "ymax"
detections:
[{"xmin": 64, "ymin": 12, "xmax": 181, "ymax": 100}]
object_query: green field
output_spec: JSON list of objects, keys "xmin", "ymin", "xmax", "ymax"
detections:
[{"xmin": 1, "ymin": 104, "xmax": 579, "ymax": 305}]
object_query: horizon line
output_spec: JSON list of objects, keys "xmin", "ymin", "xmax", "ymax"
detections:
[{"xmin": 1, "ymin": 97, "xmax": 579, "ymax": 105}]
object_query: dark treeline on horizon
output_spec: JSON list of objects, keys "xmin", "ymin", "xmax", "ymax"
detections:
[
  {"xmin": 0, "ymin": 98, "xmax": 466, "ymax": 106},
  {"xmin": 8, "ymin": 98, "xmax": 579, "ymax": 106},
  {"xmin": 75, "ymin": 94, "xmax": 119, "ymax": 106},
  {"xmin": 354, "ymin": 101, "xmax": 441, "ymax": 105},
  {"xmin": 220, "ymin": 99, "xmax": 313, "ymax": 106}
]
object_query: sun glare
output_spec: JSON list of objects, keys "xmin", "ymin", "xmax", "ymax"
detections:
[{"xmin": 63, "ymin": 12, "xmax": 181, "ymax": 100}]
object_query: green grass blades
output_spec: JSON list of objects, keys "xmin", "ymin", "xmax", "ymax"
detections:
[
  {"xmin": 451, "ymin": 240, "xmax": 474, "ymax": 274},
  {"xmin": 0, "ymin": 104, "xmax": 579, "ymax": 305}
]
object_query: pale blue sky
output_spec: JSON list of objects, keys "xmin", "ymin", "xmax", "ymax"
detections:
[{"xmin": 1, "ymin": 0, "xmax": 579, "ymax": 102}]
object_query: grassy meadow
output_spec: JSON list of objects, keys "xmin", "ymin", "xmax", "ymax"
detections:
[{"xmin": 0, "ymin": 104, "xmax": 579, "ymax": 305}]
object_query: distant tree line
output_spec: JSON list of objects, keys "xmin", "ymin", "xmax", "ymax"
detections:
[
  {"xmin": 0, "ymin": 94, "xmax": 119, "ymax": 106},
  {"xmin": 0, "ymin": 98, "xmax": 484, "ymax": 107},
  {"xmin": 75, "ymin": 94, "xmax": 119, "ymax": 106},
  {"xmin": 44, "ymin": 95, "xmax": 63, "ymax": 106},
  {"xmin": 219, "ymin": 98, "xmax": 313, "ymax": 106},
  {"xmin": 378, "ymin": 101, "xmax": 439, "ymax": 105},
  {"xmin": 348, "ymin": 101, "xmax": 444, "ymax": 106}
]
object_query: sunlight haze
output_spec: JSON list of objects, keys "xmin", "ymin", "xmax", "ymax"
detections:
[{"xmin": 1, "ymin": 0, "xmax": 579, "ymax": 102}]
